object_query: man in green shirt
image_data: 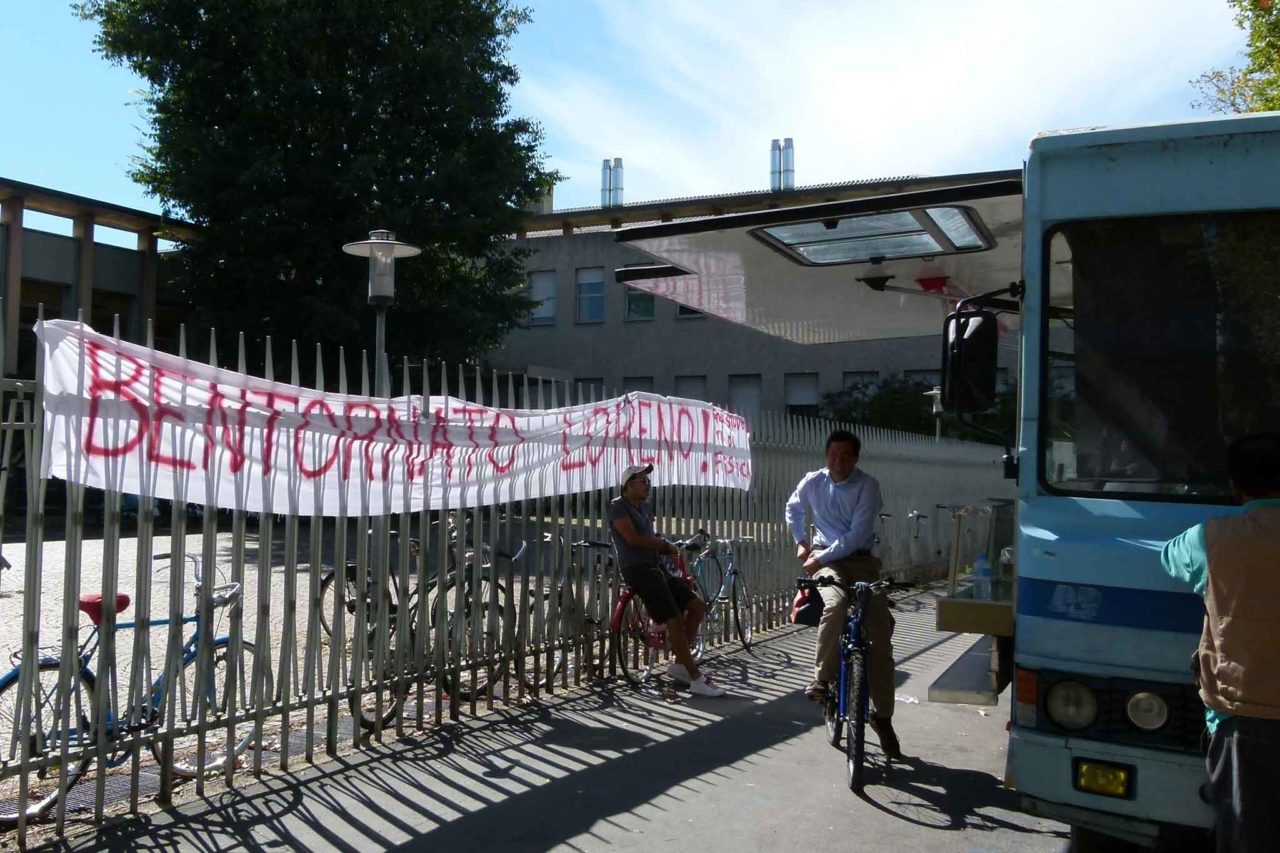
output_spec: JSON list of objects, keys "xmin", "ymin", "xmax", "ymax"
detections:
[{"xmin": 1161, "ymin": 433, "xmax": 1280, "ymax": 853}]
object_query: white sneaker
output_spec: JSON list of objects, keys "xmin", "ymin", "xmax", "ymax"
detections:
[
  {"xmin": 666, "ymin": 662, "xmax": 693, "ymax": 685},
  {"xmin": 688, "ymin": 674, "xmax": 727, "ymax": 697}
]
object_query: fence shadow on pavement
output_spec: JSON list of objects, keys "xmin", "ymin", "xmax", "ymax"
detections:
[
  {"xmin": 35, "ymin": 626, "xmax": 1060, "ymax": 853},
  {"xmin": 44, "ymin": 631, "xmax": 812, "ymax": 852}
]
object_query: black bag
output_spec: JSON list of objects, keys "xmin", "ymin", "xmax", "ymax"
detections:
[{"xmin": 789, "ymin": 585, "xmax": 823, "ymax": 627}]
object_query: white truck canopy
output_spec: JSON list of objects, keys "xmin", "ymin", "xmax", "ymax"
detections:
[{"xmin": 615, "ymin": 173, "xmax": 1023, "ymax": 344}]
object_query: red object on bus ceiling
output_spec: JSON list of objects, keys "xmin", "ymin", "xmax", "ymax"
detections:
[{"xmin": 916, "ymin": 276, "xmax": 948, "ymax": 292}]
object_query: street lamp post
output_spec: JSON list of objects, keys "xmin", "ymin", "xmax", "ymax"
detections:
[
  {"xmin": 342, "ymin": 230, "xmax": 422, "ymax": 640},
  {"xmin": 342, "ymin": 229, "xmax": 422, "ymax": 396},
  {"xmin": 924, "ymin": 386, "xmax": 944, "ymax": 440}
]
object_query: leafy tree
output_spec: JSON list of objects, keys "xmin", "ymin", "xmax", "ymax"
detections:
[
  {"xmin": 1192, "ymin": 0, "xmax": 1280, "ymax": 113},
  {"xmin": 76, "ymin": 0, "xmax": 556, "ymax": 376},
  {"xmin": 821, "ymin": 377, "xmax": 1017, "ymax": 443}
]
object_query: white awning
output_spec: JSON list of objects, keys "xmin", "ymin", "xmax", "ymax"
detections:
[{"xmin": 615, "ymin": 175, "xmax": 1023, "ymax": 345}]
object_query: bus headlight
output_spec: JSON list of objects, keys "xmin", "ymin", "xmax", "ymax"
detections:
[
  {"xmin": 1046, "ymin": 680, "xmax": 1098, "ymax": 730},
  {"xmin": 1125, "ymin": 691, "xmax": 1169, "ymax": 732}
]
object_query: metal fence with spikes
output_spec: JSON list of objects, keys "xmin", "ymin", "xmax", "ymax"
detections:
[{"xmin": 0, "ymin": 309, "xmax": 1009, "ymax": 843}]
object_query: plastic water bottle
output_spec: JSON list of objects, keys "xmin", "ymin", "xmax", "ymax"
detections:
[
  {"xmin": 973, "ymin": 552, "xmax": 993, "ymax": 600},
  {"xmin": 998, "ymin": 546, "xmax": 1015, "ymax": 587}
]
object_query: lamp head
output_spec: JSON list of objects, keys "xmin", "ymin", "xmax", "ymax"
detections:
[{"xmin": 342, "ymin": 229, "xmax": 422, "ymax": 305}]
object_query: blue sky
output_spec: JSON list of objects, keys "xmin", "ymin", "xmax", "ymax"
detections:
[{"xmin": 0, "ymin": 1, "xmax": 1249, "ymax": 245}]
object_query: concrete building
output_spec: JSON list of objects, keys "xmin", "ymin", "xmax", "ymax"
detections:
[
  {"xmin": 0, "ymin": 178, "xmax": 196, "ymax": 375},
  {"xmin": 488, "ymin": 165, "xmax": 1021, "ymax": 420},
  {"xmin": 3, "ymin": 162, "xmax": 1020, "ymax": 417}
]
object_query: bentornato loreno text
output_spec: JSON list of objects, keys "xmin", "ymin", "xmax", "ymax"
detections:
[{"xmin": 38, "ymin": 320, "xmax": 752, "ymax": 517}]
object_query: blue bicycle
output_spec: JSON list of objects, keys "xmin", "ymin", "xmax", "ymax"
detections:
[
  {"xmin": 797, "ymin": 575, "xmax": 905, "ymax": 794},
  {"xmin": 0, "ymin": 553, "xmax": 264, "ymax": 825}
]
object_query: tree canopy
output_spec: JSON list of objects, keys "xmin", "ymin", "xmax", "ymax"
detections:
[
  {"xmin": 821, "ymin": 377, "xmax": 1016, "ymax": 444},
  {"xmin": 77, "ymin": 0, "xmax": 555, "ymax": 375},
  {"xmin": 1193, "ymin": 0, "xmax": 1280, "ymax": 113}
]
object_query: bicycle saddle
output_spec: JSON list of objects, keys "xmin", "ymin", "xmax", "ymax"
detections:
[{"xmin": 79, "ymin": 593, "xmax": 131, "ymax": 625}]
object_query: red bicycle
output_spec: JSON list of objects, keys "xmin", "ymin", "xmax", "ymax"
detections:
[{"xmin": 609, "ymin": 546, "xmax": 706, "ymax": 686}]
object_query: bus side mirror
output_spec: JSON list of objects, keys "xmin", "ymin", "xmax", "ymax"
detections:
[{"xmin": 942, "ymin": 309, "xmax": 998, "ymax": 413}]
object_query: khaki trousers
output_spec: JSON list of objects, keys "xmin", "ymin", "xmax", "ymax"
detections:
[{"xmin": 813, "ymin": 555, "xmax": 896, "ymax": 719}]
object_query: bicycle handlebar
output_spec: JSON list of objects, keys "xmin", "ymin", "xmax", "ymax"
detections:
[
  {"xmin": 795, "ymin": 576, "xmax": 913, "ymax": 594},
  {"xmin": 209, "ymin": 582, "xmax": 242, "ymax": 608},
  {"xmin": 153, "ymin": 552, "xmax": 242, "ymax": 607},
  {"xmin": 692, "ymin": 528, "xmax": 751, "ymax": 549},
  {"xmin": 571, "ymin": 539, "xmax": 612, "ymax": 551}
]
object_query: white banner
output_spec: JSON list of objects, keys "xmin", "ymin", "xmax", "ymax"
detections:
[{"xmin": 37, "ymin": 321, "xmax": 752, "ymax": 516}]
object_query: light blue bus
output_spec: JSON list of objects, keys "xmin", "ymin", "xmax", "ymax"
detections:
[
  {"xmin": 616, "ymin": 113, "xmax": 1280, "ymax": 848},
  {"xmin": 998, "ymin": 115, "xmax": 1280, "ymax": 848}
]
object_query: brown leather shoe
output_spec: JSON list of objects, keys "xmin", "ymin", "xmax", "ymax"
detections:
[
  {"xmin": 870, "ymin": 714, "xmax": 903, "ymax": 760},
  {"xmin": 805, "ymin": 680, "xmax": 829, "ymax": 702}
]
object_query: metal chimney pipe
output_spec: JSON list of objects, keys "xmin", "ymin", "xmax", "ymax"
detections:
[
  {"xmin": 770, "ymin": 139, "xmax": 782, "ymax": 191},
  {"xmin": 611, "ymin": 157, "xmax": 624, "ymax": 207},
  {"xmin": 601, "ymin": 159, "xmax": 613, "ymax": 208},
  {"xmin": 782, "ymin": 138, "xmax": 795, "ymax": 189}
]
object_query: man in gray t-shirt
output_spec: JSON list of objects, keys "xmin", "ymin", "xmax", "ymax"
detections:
[
  {"xmin": 609, "ymin": 463, "xmax": 725, "ymax": 697},
  {"xmin": 609, "ymin": 495, "xmax": 660, "ymax": 569}
]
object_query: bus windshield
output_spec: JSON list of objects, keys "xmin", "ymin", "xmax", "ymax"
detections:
[{"xmin": 1042, "ymin": 211, "xmax": 1280, "ymax": 502}]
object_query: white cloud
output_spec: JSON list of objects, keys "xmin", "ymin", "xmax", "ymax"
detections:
[{"xmin": 514, "ymin": 0, "xmax": 1246, "ymax": 209}]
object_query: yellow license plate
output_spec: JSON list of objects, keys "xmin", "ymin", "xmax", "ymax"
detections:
[{"xmin": 1074, "ymin": 759, "xmax": 1133, "ymax": 799}]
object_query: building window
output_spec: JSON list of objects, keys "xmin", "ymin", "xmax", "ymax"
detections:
[
  {"xmin": 728, "ymin": 374, "xmax": 762, "ymax": 422},
  {"xmin": 676, "ymin": 304, "xmax": 705, "ymax": 318},
  {"xmin": 674, "ymin": 375, "xmax": 708, "ymax": 401},
  {"xmin": 784, "ymin": 372, "xmax": 820, "ymax": 418},
  {"xmin": 842, "ymin": 370, "xmax": 879, "ymax": 390},
  {"xmin": 18, "ymin": 280, "xmax": 66, "ymax": 374},
  {"xmin": 527, "ymin": 270, "xmax": 556, "ymax": 326},
  {"xmin": 576, "ymin": 267, "xmax": 605, "ymax": 323},
  {"xmin": 1048, "ymin": 365, "xmax": 1074, "ymax": 395},
  {"xmin": 574, "ymin": 377, "xmax": 604, "ymax": 401},
  {"xmin": 625, "ymin": 287, "xmax": 655, "ymax": 321},
  {"xmin": 903, "ymin": 369, "xmax": 942, "ymax": 387},
  {"xmin": 622, "ymin": 376, "xmax": 654, "ymax": 393},
  {"xmin": 92, "ymin": 292, "xmax": 135, "ymax": 341}
]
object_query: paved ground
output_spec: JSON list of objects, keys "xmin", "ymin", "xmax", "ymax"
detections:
[{"xmin": 23, "ymin": 591, "xmax": 1069, "ymax": 853}]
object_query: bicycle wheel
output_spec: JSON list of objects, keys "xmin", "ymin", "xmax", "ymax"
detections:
[
  {"xmin": 162, "ymin": 640, "xmax": 266, "ymax": 778},
  {"xmin": 844, "ymin": 648, "xmax": 870, "ymax": 793},
  {"xmin": 318, "ymin": 568, "xmax": 355, "ymax": 639},
  {"xmin": 544, "ymin": 583, "xmax": 605, "ymax": 689},
  {"xmin": 348, "ymin": 585, "xmax": 417, "ymax": 729},
  {"xmin": 349, "ymin": 652, "xmax": 409, "ymax": 731},
  {"xmin": 611, "ymin": 595, "xmax": 656, "ymax": 686},
  {"xmin": 429, "ymin": 579, "xmax": 510, "ymax": 700},
  {"xmin": 695, "ymin": 556, "xmax": 724, "ymax": 626},
  {"xmin": 0, "ymin": 662, "xmax": 93, "ymax": 825},
  {"xmin": 320, "ymin": 566, "xmax": 399, "ymax": 646},
  {"xmin": 824, "ymin": 690, "xmax": 841, "ymax": 747},
  {"xmin": 730, "ymin": 570, "xmax": 754, "ymax": 649}
]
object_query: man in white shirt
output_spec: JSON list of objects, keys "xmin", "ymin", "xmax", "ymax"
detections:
[{"xmin": 785, "ymin": 429, "xmax": 901, "ymax": 759}]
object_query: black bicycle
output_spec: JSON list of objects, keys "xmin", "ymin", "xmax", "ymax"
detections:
[
  {"xmin": 318, "ymin": 525, "xmax": 525, "ymax": 726},
  {"xmin": 797, "ymin": 575, "xmax": 908, "ymax": 793}
]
